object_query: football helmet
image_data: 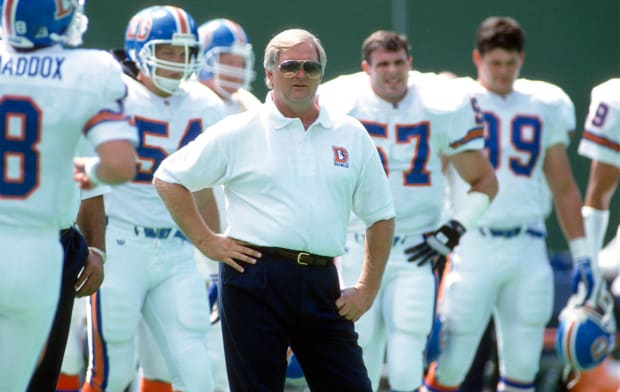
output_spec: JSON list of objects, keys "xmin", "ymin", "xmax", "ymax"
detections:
[
  {"xmin": 556, "ymin": 286, "xmax": 617, "ymax": 371},
  {"xmin": 124, "ymin": 5, "xmax": 200, "ymax": 95},
  {"xmin": 1, "ymin": 0, "xmax": 87, "ymax": 48},
  {"xmin": 198, "ymin": 18, "xmax": 256, "ymax": 98}
]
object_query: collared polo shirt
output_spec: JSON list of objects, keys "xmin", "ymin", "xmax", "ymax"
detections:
[{"xmin": 155, "ymin": 93, "xmax": 394, "ymax": 256}]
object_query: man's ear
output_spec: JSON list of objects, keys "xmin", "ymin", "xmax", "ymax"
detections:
[
  {"xmin": 265, "ymin": 69, "xmax": 274, "ymax": 89},
  {"xmin": 472, "ymin": 49, "xmax": 481, "ymax": 67},
  {"xmin": 361, "ymin": 60, "xmax": 370, "ymax": 75}
]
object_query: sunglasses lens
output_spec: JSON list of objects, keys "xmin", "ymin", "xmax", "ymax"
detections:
[
  {"xmin": 303, "ymin": 61, "xmax": 322, "ymax": 78},
  {"xmin": 279, "ymin": 60, "xmax": 302, "ymax": 77},
  {"xmin": 279, "ymin": 60, "xmax": 322, "ymax": 78}
]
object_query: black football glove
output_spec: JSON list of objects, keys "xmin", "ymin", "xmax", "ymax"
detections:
[{"xmin": 405, "ymin": 220, "xmax": 466, "ymax": 271}]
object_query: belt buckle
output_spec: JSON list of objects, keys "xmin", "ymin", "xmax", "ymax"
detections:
[{"xmin": 296, "ymin": 252, "xmax": 310, "ymax": 266}]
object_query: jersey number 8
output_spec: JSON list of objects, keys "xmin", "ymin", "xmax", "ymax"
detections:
[{"xmin": 0, "ymin": 96, "xmax": 41, "ymax": 199}]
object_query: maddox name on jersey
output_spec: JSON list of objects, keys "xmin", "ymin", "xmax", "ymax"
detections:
[{"xmin": 0, "ymin": 53, "xmax": 64, "ymax": 79}]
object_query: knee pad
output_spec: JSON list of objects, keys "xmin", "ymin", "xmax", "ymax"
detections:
[
  {"xmin": 384, "ymin": 269, "xmax": 434, "ymax": 334},
  {"xmin": 441, "ymin": 272, "xmax": 490, "ymax": 335},
  {"xmin": 174, "ymin": 273, "xmax": 211, "ymax": 332},
  {"xmin": 513, "ymin": 265, "xmax": 553, "ymax": 325},
  {"xmin": 96, "ymin": 287, "xmax": 141, "ymax": 342},
  {"xmin": 386, "ymin": 331, "xmax": 426, "ymax": 390}
]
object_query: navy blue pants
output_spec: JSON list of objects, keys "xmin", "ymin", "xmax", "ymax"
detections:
[{"xmin": 220, "ymin": 254, "xmax": 372, "ymax": 391}]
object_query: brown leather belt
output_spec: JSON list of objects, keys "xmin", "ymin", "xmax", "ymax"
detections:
[{"xmin": 245, "ymin": 244, "xmax": 333, "ymax": 267}]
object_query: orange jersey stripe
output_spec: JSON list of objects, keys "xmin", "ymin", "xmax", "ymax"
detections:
[
  {"xmin": 449, "ymin": 126, "xmax": 485, "ymax": 149},
  {"xmin": 582, "ymin": 130, "xmax": 620, "ymax": 152},
  {"xmin": 82, "ymin": 110, "xmax": 130, "ymax": 136}
]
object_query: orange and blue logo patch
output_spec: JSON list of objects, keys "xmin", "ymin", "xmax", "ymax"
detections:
[{"xmin": 332, "ymin": 146, "xmax": 349, "ymax": 168}]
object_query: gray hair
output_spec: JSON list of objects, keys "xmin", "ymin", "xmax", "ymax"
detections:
[{"xmin": 263, "ymin": 28, "xmax": 327, "ymax": 89}]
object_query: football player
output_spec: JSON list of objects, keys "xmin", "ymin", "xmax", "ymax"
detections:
[
  {"xmin": 132, "ymin": 17, "xmax": 262, "ymax": 392},
  {"xmin": 423, "ymin": 16, "xmax": 598, "ymax": 392},
  {"xmin": 567, "ymin": 77, "xmax": 620, "ymax": 390},
  {"xmin": 580, "ymin": 78, "xmax": 620, "ymax": 291},
  {"xmin": 197, "ymin": 18, "xmax": 260, "ymax": 113},
  {"xmin": 54, "ymin": 139, "xmax": 112, "ymax": 392},
  {"xmin": 80, "ymin": 6, "xmax": 224, "ymax": 392},
  {"xmin": 319, "ymin": 30, "xmax": 498, "ymax": 391},
  {"xmin": 0, "ymin": 0, "xmax": 137, "ymax": 390}
]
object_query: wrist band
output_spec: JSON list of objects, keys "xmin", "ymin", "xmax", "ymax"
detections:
[
  {"xmin": 452, "ymin": 191, "xmax": 491, "ymax": 230},
  {"xmin": 582, "ymin": 206, "xmax": 610, "ymax": 253},
  {"xmin": 569, "ymin": 237, "xmax": 590, "ymax": 261},
  {"xmin": 83, "ymin": 157, "xmax": 102, "ymax": 186},
  {"xmin": 88, "ymin": 246, "xmax": 106, "ymax": 264}
]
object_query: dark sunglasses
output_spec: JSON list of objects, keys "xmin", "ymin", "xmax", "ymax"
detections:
[{"xmin": 278, "ymin": 60, "xmax": 323, "ymax": 79}]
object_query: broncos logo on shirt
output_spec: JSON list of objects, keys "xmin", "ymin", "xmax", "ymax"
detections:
[{"xmin": 333, "ymin": 146, "xmax": 349, "ymax": 168}]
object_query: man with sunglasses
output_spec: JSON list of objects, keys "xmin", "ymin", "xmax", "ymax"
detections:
[
  {"xmin": 319, "ymin": 30, "xmax": 498, "ymax": 391},
  {"xmin": 153, "ymin": 28, "xmax": 395, "ymax": 391}
]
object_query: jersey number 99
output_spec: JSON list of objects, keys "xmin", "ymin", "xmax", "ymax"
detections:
[{"xmin": 482, "ymin": 112, "xmax": 541, "ymax": 177}]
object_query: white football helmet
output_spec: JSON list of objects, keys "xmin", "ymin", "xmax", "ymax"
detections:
[
  {"xmin": 556, "ymin": 285, "xmax": 617, "ymax": 371},
  {"xmin": 124, "ymin": 5, "xmax": 201, "ymax": 95}
]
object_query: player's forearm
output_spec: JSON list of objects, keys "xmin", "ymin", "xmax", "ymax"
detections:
[
  {"xmin": 96, "ymin": 140, "xmax": 137, "ymax": 184},
  {"xmin": 359, "ymin": 218, "xmax": 395, "ymax": 296},
  {"xmin": 584, "ymin": 160, "xmax": 620, "ymax": 210},
  {"xmin": 554, "ymin": 182, "xmax": 586, "ymax": 241},
  {"xmin": 154, "ymin": 178, "xmax": 216, "ymax": 247},
  {"xmin": 76, "ymin": 195, "xmax": 106, "ymax": 250}
]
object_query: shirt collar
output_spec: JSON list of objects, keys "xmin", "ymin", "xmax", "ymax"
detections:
[{"xmin": 264, "ymin": 91, "xmax": 334, "ymax": 130}]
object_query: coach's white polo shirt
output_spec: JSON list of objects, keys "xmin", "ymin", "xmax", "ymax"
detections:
[{"xmin": 155, "ymin": 93, "xmax": 394, "ymax": 257}]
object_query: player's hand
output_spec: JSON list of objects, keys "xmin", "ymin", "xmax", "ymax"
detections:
[
  {"xmin": 197, "ymin": 234, "xmax": 261, "ymax": 273},
  {"xmin": 75, "ymin": 249, "xmax": 105, "ymax": 297},
  {"xmin": 405, "ymin": 220, "xmax": 466, "ymax": 271},
  {"xmin": 335, "ymin": 283, "xmax": 375, "ymax": 322},
  {"xmin": 572, "ymin": 257, "xmax": 595, "ymax": 304},
  {"xmin": 73, "ymin": 157, "xmax": 98, "ymax": 190}
]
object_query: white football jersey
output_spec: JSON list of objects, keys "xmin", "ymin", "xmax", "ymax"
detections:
[
  {"xmin": 0, "ymin": 43, "xmax": 137, "ymax": 230},
  {"xmin": 448, "ymin": 77, "xmax": 575, "ymax": 227},
  {"xmin": 319, "ymin": 70, "xmax": 484, "ymax": 235},
  {"xmin": 104, "ymin": 77, "xmax": 224, "ymax": 227},
  {"xmin": 578, "ymin": 78, "xmax": 620, "ymax": 169},
  {"xmin": 227, "ymin": 88, "xmax": 262, "ymax": 116}
]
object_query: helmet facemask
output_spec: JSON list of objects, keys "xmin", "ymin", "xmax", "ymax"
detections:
[
  {"xmin": 59, "ymin": 0, "xmax": 88, "ymax": 47},
  {"xmin": 137, "ymin": 36, "xmax": 201, "ymax": 95},
  {"xmin": 124, "ymin": 5, "xmax": 202, "ymax": 96},
  {"xmin": 202, "ymin": 44, "xmax": 255, "ymax": 99}
]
